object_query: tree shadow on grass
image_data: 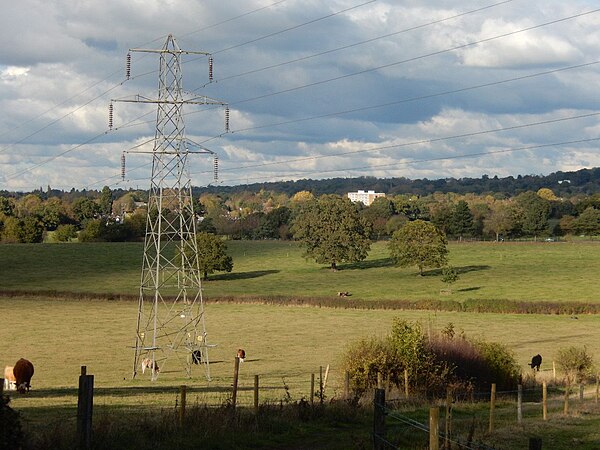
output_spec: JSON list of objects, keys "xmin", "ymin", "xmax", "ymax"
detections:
[
  {"xmin": 210, "ymin": 270, "xmax": 279, "ymax": 281},
  {"xmin": 422, "ymin": 265, "xmax": 491, "ymax": 277},
  {"xmin": 338, "ymin": 257, "xmax": 395, "ymax": 270},
  {"xmin": 457, "ymin": 287, "xmax": 481, "ymax": 292}
]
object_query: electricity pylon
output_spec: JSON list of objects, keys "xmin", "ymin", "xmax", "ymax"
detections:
[{"xmin": 112, "ymin": 34, "xmax": 228, "ymax": 381}]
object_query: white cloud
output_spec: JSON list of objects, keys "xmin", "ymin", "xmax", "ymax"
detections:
[
  {"xmin": 0, "ymin": 0, "xmax": 599, "ymax": 191},
  {"xmin": 459, "ymin": 18, "xmax": 582, "ymax": 68}
]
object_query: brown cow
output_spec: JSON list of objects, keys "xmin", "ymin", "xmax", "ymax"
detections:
[
  {"xmin": 13, "ymin": 358, "xmax": 34, "ymax": 393},
  {"xmin": 237, "ymin": 349, "xmax": 246, "ymax": 362},
  {"xmin": 4, "ymin": 366, "xmax": 16, "ymax": 391},
  {"xmin": 141, "ymin": 358, "xmax": 160, "ymax": 375}
]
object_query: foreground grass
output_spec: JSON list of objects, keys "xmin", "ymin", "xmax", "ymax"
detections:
[
  {"xmin": 1, "ymin": 240, "xmax": 600, "ymax": 303},
  {"xmin": 3, "ymin": 297, "xmax": 600, "ymax": 448}
]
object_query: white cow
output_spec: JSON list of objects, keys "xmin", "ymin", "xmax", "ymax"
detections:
[{"xmin": 4, "ymin": 366, "xmax": 16, "ymax": 391}]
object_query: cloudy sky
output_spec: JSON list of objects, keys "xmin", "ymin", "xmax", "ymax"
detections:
[{"xmin": 1, "ymin": 0, "xmax": 600, "ymax": 192}]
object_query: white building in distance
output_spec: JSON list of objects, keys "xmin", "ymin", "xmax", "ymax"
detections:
[{"xmin": 347, "ymin": 190, "xmax": 386, "ymax": 206}]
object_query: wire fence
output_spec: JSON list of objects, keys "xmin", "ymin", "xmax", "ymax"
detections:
[{"xmin": 374, "ymin": 380, "xmax": 600, "ymax": 450}]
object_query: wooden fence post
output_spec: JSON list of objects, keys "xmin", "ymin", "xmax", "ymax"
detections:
[
  {"xmin": 445, "ymin": 389, "xmax": 452, "ymax": 450},
  {"xmin": 232, "ymin": 357, "xmax": 240, "ymax": 408},
  {"xmin": 489, "ymin": 383, "xmax": 496, "ymax": 433},
  {"xmin": 579, "ymin": 383, "xmax": 584, "ymax": 402},
  {"xmin": 564, "ymin": 381, "xmax": 570, "ymax": 415},
  {"xmin": 542, "ymin": 382, "xmax": 548, "ymax": 421},
  {"xmin": 179, "ymin": 385, "xmax": 187, "ymax": 426},
  {"xmin": 517, "ymin": 384, "xmax": 523, "ymax": 424},
  {"xmin": 404, "ymin": 369, "xmax": 409, "ymax": 399},
  {"xmin": 377, "ymin": 372, "xmax": 383, "ymax": 390},
  {"xmin": 373, "ymin": 389, "xmax": 386, "ymax": 450},
  {"xmin": 310, "ymin": 373, "xmax": 315, "ymax": 405},
  {"xmin": 319, "ymin": 366, "xmax": 324, "ymax": 405},
  {"xmin": 76, "ymin": 366, "xmax": 94, "ymax": 450},
  {"xmin": 429, "ymin": 406, "xmax": 440, "ymax": 450},
  {"xmin": 254, "ymin": 375, "xmax": 259, "ymax": 414},
  {"xmin": 552, "ymin": 361, "xmax": 556, "ymax": 382},
  {"xmin": 344, "ymin": 371, "xmax": 350, "ymax": 400},
  {"xmin": 529, "ymin": 437, "xmax": 543, "ymax": 450}
]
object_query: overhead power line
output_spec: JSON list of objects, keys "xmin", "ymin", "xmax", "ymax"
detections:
[
  {"xmin": 0, "ymin": 1, "xmax": 291, "ymax": 157},
  {"xmin": 199, "ymin": 110, "xmax": 600, "ymax": 175},
  {"xmin": 104, "ymin": 109, "xmax": 600, "ymax": 187},
  {"xmin": 217, "ymin": 136, "xmax": 600, "ymax": 185},
  {"xmin": 211, "ymin": 0, "xmax": 516, "ymax": 85},
  {"xmin": 225, "ymin": 7, "xmax": 600, "ymax": 107}
]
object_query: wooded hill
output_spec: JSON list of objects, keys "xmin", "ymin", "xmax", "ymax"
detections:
[{"xmin": 195, "ymin": 166, "xmax": 600, "ymax": 198}]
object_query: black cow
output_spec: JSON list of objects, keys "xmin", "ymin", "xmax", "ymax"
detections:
[
  {"xmin": 192, "ymin": 350, "xmax": 202, "ymax": 364},
  {"xmin": 528, "ymin": 354, "xmax": 542, "ymax": 371}
]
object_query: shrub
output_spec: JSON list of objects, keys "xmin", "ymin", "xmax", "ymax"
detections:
[
  {"xmin": 54, "ymin": 224, "xmax": 78, "ymax": 242},
  {"xmin": 473, "ymin": 340, "xmax": 521, "ymax": 391},
  {"xmin": 342, "ymin": 319, "xmax": 522, "ymax": 399},
  {"xmin": 342, "ymin": 336, "xmax": 399, "ymax": 396},
  {"xmin": 0, "ymin": 394, "xmax": 23, "ymax": 449},
  {"xmin": 556, "ymin": 345, "xmax": 594, "ymax": 383}
]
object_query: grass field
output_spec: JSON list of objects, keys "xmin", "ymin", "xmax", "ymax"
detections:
[
  {"xmin": 2, "ymin": 240, "xmax": 600, "ymax": 448},
  {"xmin": 1, "ymin": 240, "xmax": 600, "ymax": 303},
  {"xmin": 3, "ymin": 297, "xmax": 600, "ymax": 448}
]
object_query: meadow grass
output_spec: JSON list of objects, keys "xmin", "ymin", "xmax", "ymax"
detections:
[
  {"xmin": 3, "ymin": 297, "xmax": 600, "ymax": 406},
  {"xmin": 2, "ymin": 240, "xmax": 600, "ymax": 447},
  {"xmin": 1, "ymin": 240, "xmax": 599, "ymax": 303},
  {"xmin": 4, "ymin": 297, "xmax": 600, "ymax": 448}
]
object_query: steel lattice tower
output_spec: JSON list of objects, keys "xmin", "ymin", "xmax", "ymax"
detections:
[{"xmin": 113, "ymin": 35, "xmax": 227, "ymax": 381}]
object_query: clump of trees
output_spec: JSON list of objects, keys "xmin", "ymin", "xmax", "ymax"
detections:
[
  {"xmin": 388, "ymin": 220, "xmax": 448, "ymax": 275},
  {"xmin": 2, "ymin": 182, "xmax": 600, "ymax": 245},
  {"xmin": 290, "ymin": 195, "xmax": 371, "ymax": 270},
  {"xmin": 341, "ymin": 319, "xmax": 521, "ymax": 398}
]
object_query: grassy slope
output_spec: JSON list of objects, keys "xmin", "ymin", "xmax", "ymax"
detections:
[{"xmin": 1, "ymin": 240, "xmax": 599, "ymax": 302}]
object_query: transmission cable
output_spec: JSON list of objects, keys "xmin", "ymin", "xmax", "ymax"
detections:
[
  {"xmin": 217, "ymin": 136, "xmax": 600, "ymax": 185},
  {"xmin": 210, "ymin": 0, "xmax": 515, "ymax": 85}
]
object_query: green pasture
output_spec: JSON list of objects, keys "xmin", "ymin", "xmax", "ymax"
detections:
[
  {"xmin": 1, "ymin": 240, "xmax": 599, "ymax": 302},
  {"xmin": 2, "ymin": 240, "xmax": 600, "ymax": 447},
  {"xmin": 3, "ymin": 297, "xmax": 600, "ymax": 448}
]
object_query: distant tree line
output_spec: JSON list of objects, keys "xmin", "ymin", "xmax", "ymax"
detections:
[
  {"xmin": 1, "ymin": 174, "xmax": 600, "ymax": 245},
  {"xmin": 195, "ymin": 167, "xmax": 600, "ymax": 198}
]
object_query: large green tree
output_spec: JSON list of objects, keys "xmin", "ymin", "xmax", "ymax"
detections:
[
  {"xmin": 388, "ymin": 220, "xmax": 448, "ymax": 275},
  {"xmin": 449, "ymin": 200, "xmax": 474, "ymax": 239},
  {"xmin": 573, "ymin": 207, "xmax": 600, "ymax": 236},
  {"xmin": 99, "ymin": 186, "xmax": 113, "ymax": 216},
  {"xmin": 291, "ymin": 194, "xmax": 371, "ymax": 270},
  {"xmin": 516, "ymin": 191, "xmax": 550, "ymax": 239},
  {"xmin": 193, "ymin": 232, "xmax": 233, "ymax": 280},
  {"xmin": 483, "ymin": 202, "xmax": 518, "ymax": 241}
]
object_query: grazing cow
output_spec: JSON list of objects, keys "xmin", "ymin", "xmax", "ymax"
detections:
[
  {"xmin": 237, "ymin": 349, "xmax": 246, "ymax": 362},
  {"xmin": 141, "ymin": 358, "xmax": 160, "ymax": 375},
  {"xmin": 528, "ymin": 354, "xmax": 542, "ymax": 371},
  {"xmin": 4, "ymin": 366, "xmax": 16, "ymax": 391},
  {"xmin": 192, "ymin": 350, "xmax": 202, "ymax": 365},
  {"xmin": 13, "ymin": 358, "xmax": 34, "ymax": 393}
]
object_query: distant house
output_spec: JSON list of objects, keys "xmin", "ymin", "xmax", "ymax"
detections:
[{"xmin": 347, "ymin": 190, "xmax": 385, "ymax": 206}]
